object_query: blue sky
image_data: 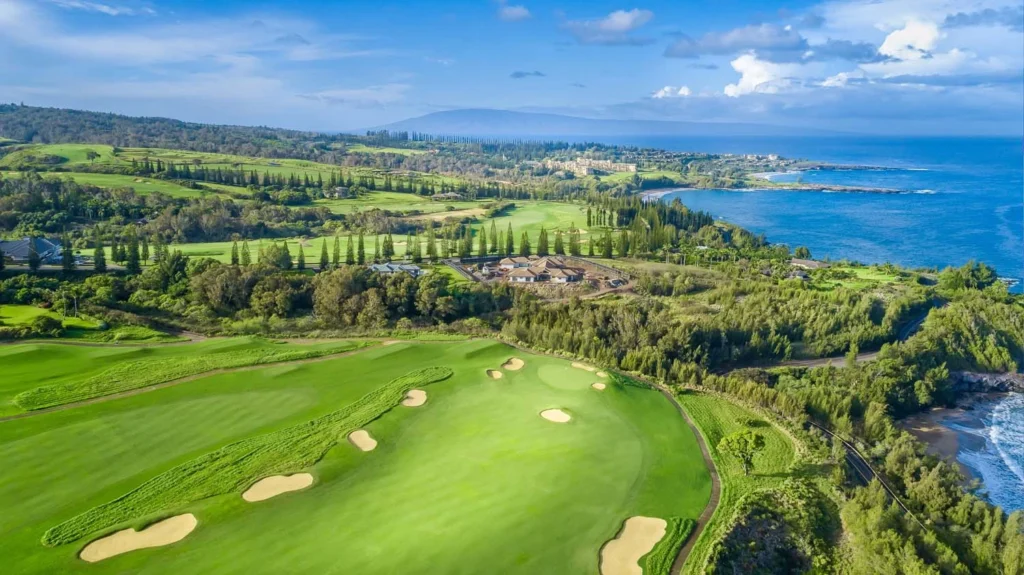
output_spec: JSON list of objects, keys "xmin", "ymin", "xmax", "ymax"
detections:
[{"xmin": 0, "ymin": 0, "xmax": 1022, "ymax": 134}]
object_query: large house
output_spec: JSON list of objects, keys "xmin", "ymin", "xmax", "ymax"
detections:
[
  {"xmin": 498, "ymin": 256, "xmax": 533, "ymax": 269},
  {"xmin": 506, "ymin": 256, "xmax": 583, "ymax": 284},
  {"xmin": 0, "ymin": 237, "xmax": 62, "ymax": 264},
  {"xmin": 369, "ymin": 263, "xmax": 424, "ymax": 278}
]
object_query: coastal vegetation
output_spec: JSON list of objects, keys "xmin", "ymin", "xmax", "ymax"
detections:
[{"xmin": 0, "ymin": 104, "xmax": 1021, "ymax": 574}]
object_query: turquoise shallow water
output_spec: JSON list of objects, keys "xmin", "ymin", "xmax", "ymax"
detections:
[{"xmin": 605, "ymin": 136, "xmax": 1023, "ymax": 286}]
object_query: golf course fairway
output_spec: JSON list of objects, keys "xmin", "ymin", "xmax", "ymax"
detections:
[{"xmin": 0, "ymin": 339, "xmax": 712, "ymax": 574}]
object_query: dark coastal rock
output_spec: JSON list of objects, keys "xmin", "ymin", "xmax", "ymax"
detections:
[{"xmin": 951, "ymin": 371, "xmax": 1024, "ymax": 393}]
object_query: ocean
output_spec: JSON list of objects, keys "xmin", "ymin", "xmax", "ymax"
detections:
[
  {"xmin": 607, "ymin": 136, "xmax": 1023, "ymax": 287},
  {"xmin": 600, "ymin": 135, "xmax": 1024, "ymax": 510}
]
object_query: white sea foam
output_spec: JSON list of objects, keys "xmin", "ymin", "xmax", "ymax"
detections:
[{"xmin": 954, "ymin": 394, "xmax": 1024, "ymax": 512}]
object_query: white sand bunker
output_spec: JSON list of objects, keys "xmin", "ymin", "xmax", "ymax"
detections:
[
  {"xmin": 597, "ymin": 371, "xmax": 608, "ymax": 378},
  {"xmin": 348, "ymin": 430, "xmax": 377, "ymax": 451},
  {"xmin": 502, "ymin": 357, "xmax": 525, "ymax": 371},
  {"xmin": 572, "ymin": 362, "xmax": 597, "ymax": 372},
  {"xmin": 242, "ymin": 473, "xmax": 313, "ymax": 502},
  {"xmin": 540, "ymin": 409, "xmax": 572, "ymax": 423},
  {"xmin": 401, "ymin": 389, "xmax": 427, "ymax": 407},
  {"xmin": 80, "ymin": 514, "xmax": 197, "ymax": 563},
  {"xmin": 600, "ymin": 516, "xmax": 668, "ymax": 575},
  {"xmin": 486, "ymin": 369, "xmax": 503, "ymax": 379},
  {"xmin": 592, "ymin": 382, "xmax": 607, "ymax": 390}
]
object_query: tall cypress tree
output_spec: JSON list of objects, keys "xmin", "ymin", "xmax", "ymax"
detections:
[
  {"xmin": 478, "ymin": 225, "xmax": 488, "ymax": 256},
  {"xmin": 412, "ymin": 233, "xmax": 423, "ymax": 263},
  {"xmin": 373, "ymin": 234, "xmax": 381, "ymax": 263},
  {"xmin": 346, "ymin": 234, "xmax": 355, "ymax": 265},
  {"xmin": 427, "ymin": 228, "xmax": 437, "ymax": 262},
  {"xmin": 587, "ymin": 206, "xmax": 593, "ymax": 228},
  {"xmin": 537, "ymin": 227, "xmax": 549, "ymax": 257},
  {"xmin": 231, "ymin": 241, "xmax": 240, "ymax": 266},
  {"xmin": 519, "ymin": 231, "xmax": 531, "ymax": 257},
  {"xmin": 93, "ymin": 228, "xmax": 106, "ymax": 272},
  {"xmin": 357, "ymin": 232, "xmax": 365, "ymax": 265},
  {"xmin": 141, "ymin": 236, "xmax": 149, "ymax": 265},
  {"xmin": 241, "ymin": 240, "xmax": 251, "ymax": 266},
  {"xmin": 489, "ymin": 221, "xmax": 498, "ymax": 253},
  {"xmin": 505, "ymin": 223, "xmax": 515, "ymax": 256},
  {"xmin": 320, "ymin": 239, "xmax": 329, "ymax": 271},
  {"xmin": 125, "ymin": 231, "xmax": 141, "ymax": 274},
  {"xmin": 332, "ymin": 236, "xmax": 341, "ymax": 268},
  {"xmin": 297, "ymin": 243, "xmax": 306, "ymax": 271},
  {"xmin": 604, "ymin": 231, "xmax": 614, "ymax": 259},
  {"xmin": 28, "ymin": 242, "xmax": 41, "ymax": 272},
  {"xmin": 61, "ymin": 233, "xmax": 75, "ymax": 273},
  {"xmin": 554, "ymin": 231, "xmax": 564, "ymax": 255}
]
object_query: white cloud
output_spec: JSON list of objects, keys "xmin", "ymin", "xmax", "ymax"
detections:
[
  {"xmin": 878, "ymin": 19, "xmax": 940, "ymax": 60},
  {"xmin": 46, "ymin": 0, "xmax": 153, "ymax": 16},
  {"xmin": 564, "ymin": 8, "xmax": 655, "ymax": 45},
  {"xmin": 724, "ymin": 54, "xmax": 801, "ymax": 97},
  {"xmin": 652, "ymin": 85, "xmax": 692, "ymax": 98},
  {"xmin": 497, "ymin": 1, "xmax": 530, "ymax": 22}
]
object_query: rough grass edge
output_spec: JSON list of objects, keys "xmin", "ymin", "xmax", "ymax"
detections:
[{"xmin": 642, "ymin": 517, "xmax": 696, "ymax": 575}]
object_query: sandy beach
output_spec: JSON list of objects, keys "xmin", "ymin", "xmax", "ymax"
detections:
[{"xmin": 901, "ymin": 393, "xmax": 1003, "ymax": 481}]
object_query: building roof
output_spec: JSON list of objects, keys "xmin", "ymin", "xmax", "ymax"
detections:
[
  {"xmin": 790, "ymin": 258, "xmax": 829, "ymax": 270},
  {"xmin": 499, "ymin": 256, "xmax": 532, "ymax": 265},
  {"xmin": 0, "ymin": 237, "xmax": 61, "ymax": 260},
  {"xmin": 507, "ymin": 268, "xmax": 539, "ymax": 278},
  {"xmin": 370, "ymin": 263, "xmax": 422, "ymax": 273}
]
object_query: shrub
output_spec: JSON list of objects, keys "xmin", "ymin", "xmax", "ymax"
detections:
[{"xmin": 641, "ymin": 517, "xmax": 695, "ymax": 575}]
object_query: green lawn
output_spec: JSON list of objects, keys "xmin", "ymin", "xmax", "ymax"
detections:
[
  {"xmin": 676, "ymin": 391, "xmax": 797, "ymax": 575},
  {"xmin": 0, "ymin": 304, "xmax": 99, "ymax": 331},
  {"xmin": 0, "ymin": 337, "xmax": 357, "ymax": 417},
  {"xmin": 599, "ymin": 170, "xmax": 686, "ymax": 185},
  {"xmin": 345, "ymin": 144, "xmax": 427, "ymax": 156},
  {"xmin": 0, "ymin": 339, "xmax": 711, "ymax": 573},
  {"xmin": 314, "ymin": 191, "xmax": 484, "ymax": 215},
  {"xmin": 2, "ymin": 171, "xmax": 247, "ymax": 198}
]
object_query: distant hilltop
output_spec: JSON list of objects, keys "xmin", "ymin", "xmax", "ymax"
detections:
[{"xmin": 372, "ymin": 109, "xmax": 842, "ymax": 139}]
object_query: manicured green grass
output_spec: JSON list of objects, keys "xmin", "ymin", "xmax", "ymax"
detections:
[
  {"xmin": 0, "ymin": 339, "xmax": 711, "ymax": 573},
  {"xmin": 0, "ymin": 304, "xmax": 99, "ymax": 330},
  {"xmin": 15, "ymin": 340, "xmax": 372, "ymax": 411},
  {"xmin": 676, "ymin": 391, "xmax": 796, "ymax": 575},
  {"xmin": 314, "ymin": 191, "xmax": 483, "ymax": 215},
  {"xmin": 600, "ymin": 170, "xmax": 685, "ymax": 185},
  {"xmin": 345, "ymin": 144, "xmax": 426, "ymax": 156},
  {"xmin": 0, "ymin": 337, "xmax": 356, "ymax": 417},
  {"xmin": 2, "ymin": 171, "xmax": 245, "ymax": 198},
  {"xmin": 814, "ymin": 265, "xmax": 903, "ymax": 290}
]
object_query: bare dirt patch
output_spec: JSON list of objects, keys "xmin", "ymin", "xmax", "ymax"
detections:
[
  {"xmin": 401, "ymin": 389, "xmax": 427, "ymax": 407},
  {"xmin": 572, "ymin": 362, "xmax": 597, "ymax": 372},
  {"xmin": 242, "ymin": 473, "xmax": 314, "ymax": 502},
  {"xmin": 599, "ymin": 516, "xmax": 667, "ymax": 575},
  {"xmin": 592, "ymin": 383, "xmax": 607, "ymax": 391},
  {"xmin": 502, "ymin": 357, "xmax": 525, "ymax": 371},
  {"xmin": 79, "ymin": 514, "xmax": 198, "ymax": 563},
  {"xmin": 486, "ymin": 369, "xmax": 503, "ymax": 379},
  {"xmin": 540, "ymin": 408, "xmax": 572, "ymax": 423},
  {"xmin": 348, "ymin": 429, "xmax": 378, "ymax": 451}
]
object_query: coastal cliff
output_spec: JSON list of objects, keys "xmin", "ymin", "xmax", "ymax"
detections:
[{"xmin": 951, "ymin": 371, "xmax": 1024, "ymax": 393}]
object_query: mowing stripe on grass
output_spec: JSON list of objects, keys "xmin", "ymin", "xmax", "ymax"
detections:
[
  {"xmin": 42, "ymin": 366, "xmax": 453, "ymax": 547},
  {"xmin": 15, "ymin": 342, "xmax": 371, "ymax": 411}
]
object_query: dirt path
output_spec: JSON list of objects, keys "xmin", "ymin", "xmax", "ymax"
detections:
[{"xmin": 0, "ymin": 340, "xmax": 437, "ymax": 424}]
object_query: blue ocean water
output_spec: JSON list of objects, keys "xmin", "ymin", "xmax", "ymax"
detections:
[
  {"xmin": 597, "ymin": 135, "xmax": 1023, "ymax": 509},
  {"xmin": 612, "ymin": 137, "xmax": 1023, "ymax": 286}
]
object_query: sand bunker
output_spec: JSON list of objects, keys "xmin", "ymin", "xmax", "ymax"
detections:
[
  {"xmin": 486, "ymin": 369, "xmax": 503, "ymax": 379},
  {"xmin": 599, "ymin": 516, "xmax": 668, "ymax": 575},
  {"xmin": 572, "ymin": 362, "xmax": 597, "ymax": 372},
  {"xmin": 502, "ymin": 357, "xmax": 525, "ymax": 371},
  {"xmin": 401, "ymin": 389, "xmax": 427, "ymax": 407},
  {"xmin": 597, "ymin": 371, "xmax": 608, "ymax": 378},
  {"xmin": 242, "ymin": 473, "xmax": 313, "ymax": 502},
  {"xmin": 540, "ymin": 409, "xmax": 572, "ymax": 423},
  {"xmin": 348, "ymin": 430, "xmax": 377, "ymax": 451},
  {"xmin": 80, "ymin": 514, "xmax": 197, "ymax": 563},
  {"xmin": 592, "ymin": 382, "xmax": 607, "ymax": 391}
]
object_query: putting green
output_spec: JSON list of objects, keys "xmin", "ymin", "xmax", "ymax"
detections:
[{"xmin": 0, "ymin": 339, "xmax": 711, "ymax": 573}]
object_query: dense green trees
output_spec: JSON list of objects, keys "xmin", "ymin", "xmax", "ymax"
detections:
[{"xmin": 718, "ymin": 430, "xmax": 766, "ymax": 475}]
